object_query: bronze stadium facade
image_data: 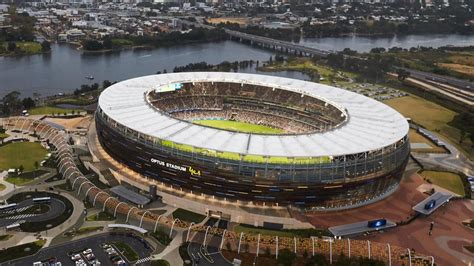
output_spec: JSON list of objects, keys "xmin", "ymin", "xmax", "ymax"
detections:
[{"xmin": 96, "ymin": 72, "xmax": 410, "ymax": 211}]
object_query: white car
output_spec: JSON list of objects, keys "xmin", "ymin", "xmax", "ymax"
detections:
[{"xmin": 82, "ymin": 249, "xmax": 93, "ymax": 255}]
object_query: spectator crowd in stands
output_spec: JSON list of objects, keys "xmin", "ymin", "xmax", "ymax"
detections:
[{"xmin": 148, "ymin": 82, "xmax": 346, "ymax": 134}]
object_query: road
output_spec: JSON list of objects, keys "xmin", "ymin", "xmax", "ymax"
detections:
[
  {"xmin": 412, "ymin": 128, "xmax": 474, "ymax": 177},
  {"xmin": 187, "ymin": 242, "xmax": 231, "ymax": 266},
  {"xmin": 0, "ymin": 198, "xmax": 66, "ymax": 227},
  {"xmin": 1, "ymin": 233, "xmax": 153, "ymax": 266},
  {"xmin": 401, "ymin": 67, "xmax": 474, "ymax": 92}
]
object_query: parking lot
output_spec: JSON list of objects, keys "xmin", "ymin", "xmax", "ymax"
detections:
[{"xmin": 1, "ymin": 233, "xmax": 153, "ymax": 266}]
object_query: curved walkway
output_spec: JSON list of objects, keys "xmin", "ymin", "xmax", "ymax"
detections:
[{"xmin": 411, "ymin": 128, "xmax": 473, "ymax": 176}]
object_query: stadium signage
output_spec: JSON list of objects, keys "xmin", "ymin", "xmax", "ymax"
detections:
[
  {"xmin": 188, "ymin": 166, "xmax": 201, "ymax": 177},
  {"xmin": 150, "ymin": 158, "xmax": 201, "ymax": 176},
  {"xmin": 150, "ymin": 158, "xmax": 187, "ymax": 172}
]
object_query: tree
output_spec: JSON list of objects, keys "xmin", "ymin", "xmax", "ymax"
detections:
[
  {"xmin": 22, "ymin": 97, "xmax": 35, "ymax": 109},
  {"xmin": 102, "ymin": 80, "xmax": 112, "ymax": 89},
  {"xmin": 7, "ymin": 42, "xmax": 16, "ymax": 52},
  {"xmin": 18, "ymin": 164, "xmax": 24, "ymax": 174},
  {"xmin": 41, "ymin": 40, "xmax": 51, "ymax": 52},
  {"xmin": 91, "ymin": 83, "xmax": 99, "ymax": 91},
  {"xmin": 327, "ymin": 53, "xmax": 345, "ymax": 68},
  {"xmin": 277, "ymin": 249, "xmax": 296, "ymax": 266},
  {"xmin": 1, "ymin": 91, "xmax": 22, "ymax": 115},
  {"xmin": 81, "ymin": 40, "xmax": 103, "ymax": 51},
  {"xmin": 396, "ymin": 69, "xmax": 410, "ymax": 81},
  {"xmin": 370, "ymin": 47, "xmax": 386, "ymax": 53},
  {"xmin": 103, "ymin": 38, "xmax": 113, "ymax": 50}
]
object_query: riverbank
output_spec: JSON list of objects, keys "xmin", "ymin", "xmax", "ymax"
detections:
[
  {"xmin": 0, "ymin": 41, "xmax": 49, "ymax": 57},
  {"xmin": 79, "ymin": 28, "xmax": 228, "ymax": 53}
]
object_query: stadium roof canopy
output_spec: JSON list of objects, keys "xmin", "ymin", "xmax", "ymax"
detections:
[{"xmin": 98, "ymin": 72, "xmax": 409, "ymax": 157}]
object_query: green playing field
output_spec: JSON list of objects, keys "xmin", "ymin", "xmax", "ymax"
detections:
[{"xmin": 193, "ymin": 120, "xmax": 284, "ymax": 134}]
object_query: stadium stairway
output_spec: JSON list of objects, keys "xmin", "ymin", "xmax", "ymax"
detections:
[
  {"xmin": 100, "ymin": 169, "xmax": 120, "ymax": 187},
  {"xmin": 287, "ymin": 206, "xmax": 311, "ymax": 224}
]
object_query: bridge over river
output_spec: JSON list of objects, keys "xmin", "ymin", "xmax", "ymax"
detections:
[{"xmin": 179, "ymin": 19, "xmax": 332, "ymax": 57}]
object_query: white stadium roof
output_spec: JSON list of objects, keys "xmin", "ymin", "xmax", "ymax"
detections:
[{"xmin": 98, "ymin": 72, "xmax": 409, "ymax": 158}]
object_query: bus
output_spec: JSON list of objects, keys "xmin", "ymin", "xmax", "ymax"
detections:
[
  {"xmin": 0, "ymin": 203, "xmax": 17, "ymax": 213},
  {"xmin": 33, "ymin": 197, "xmax": 51, "ymax": 204}
]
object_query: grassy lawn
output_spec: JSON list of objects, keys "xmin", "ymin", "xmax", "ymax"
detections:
[
  {"xmin": 193, "ymin": 120, "xmax": 284, "ymax": 134},
  {"xmin": 0, "ymin": 132, "xmax": 9, "ymax": 139},
  {"xmin": 16, "ymin": 42, "xmax": 42, "ymax": 53},
  {"xmin": 385, "ymin": 49, "xmax": 474, "ymax": 80},
  {"xmin": 5, "ymin": 169, "xmax": 48, "ymax": 185},
  {"xmin": 234, "ymin": 224, "xmax": 295, "ymax": 237},
  {"xmin": 111, "ymin": 38, "xmax": 135, "ymax": 46},
  {"xmin": 52, "ymin": 92, "xmax": 99, "ymax": 106},
  {"xmin": 0, "ymin": 234, "xmax": 12, "ymax": 241},
  {"xmin": 409, "ymin": 129, "xmax": 447, "ymax": 153},
  {"xmin": 0, "ymin": 142, "xmax": 48, "ymax": 171},
  {"xmin": 0, "ymin": 183, "xmax": 5, "ymax": 191},
  {"xmin": 113, "ymin": 241, "xmax": 139, "ymax": 262},
  {"xmin": 151, "ymin": 230, "xmax": 172, "ymax": 246},
  {"xmin": 172, "ymin": 208, "xmax": 206, "ymax": 223},
  {"xmin": 420, "ymin": 170, "xmax": 465, "ymax": 196},
  {"xmin": 258, "ymin": 57, "xmax": 357, "ymax": 84},
  {"xmin": 76, "ymin": 226, "xmax": 103, "ymax": 235},
  {"xmin": 1, "ymin": 41, "xmax": 42, "ymax": 56},
  {"xmin": 86, "ymin": 175, "xmax": 110, "ymax": 189},
  {"xmin": 28, "ymin": 106, "xmax": 83, "ymax": 115},
  {"xmin": 384, "ymin": 95, "xmax": 456, "ymax": 130},
  {"xmin": 437, "ymin": 63, "xmax": 474, "ymax": 78},
  {"xmin": 86, "ymin": 212, "xmax": 115, "ymax": 221},
  {"xmin": 384, "ymin": 94, "xmax": 473, "ymax": 158},
  {"xmin": 0, "ymin": 239, "xmax": 46, "ymax": 263}
]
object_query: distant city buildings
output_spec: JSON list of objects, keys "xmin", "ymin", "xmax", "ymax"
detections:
[{"xmin": 0, "ymin": 0, "xmax": 470, "ymax": 44}]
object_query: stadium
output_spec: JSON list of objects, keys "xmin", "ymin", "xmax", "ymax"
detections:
[{"xmin": 96, "ymin": 72, "xmax": 410, "ymax": 210}]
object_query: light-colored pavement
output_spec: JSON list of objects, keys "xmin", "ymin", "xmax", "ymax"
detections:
[
  {"xmin": 411, "ymin": 128, "xmax": 473, "ymax": 177},
  {"xmin": 0, "ymin": 171, "xmax": 15, "ymax": 198},
  {"xmin": 434, "ymin": 235, "xmax": 474, "ymax": 265},
  {"xmin": 152, "ymin": 230, "xmax": 184, "ymax": 265}
]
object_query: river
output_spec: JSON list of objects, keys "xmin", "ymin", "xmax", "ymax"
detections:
[
  {"xmin": 1, "ymin": 34, "xmax": 473, "ymax": 98},
  {"xmin": 299, "ymin": 34, "xmax": 474, "ymax": 52}
]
